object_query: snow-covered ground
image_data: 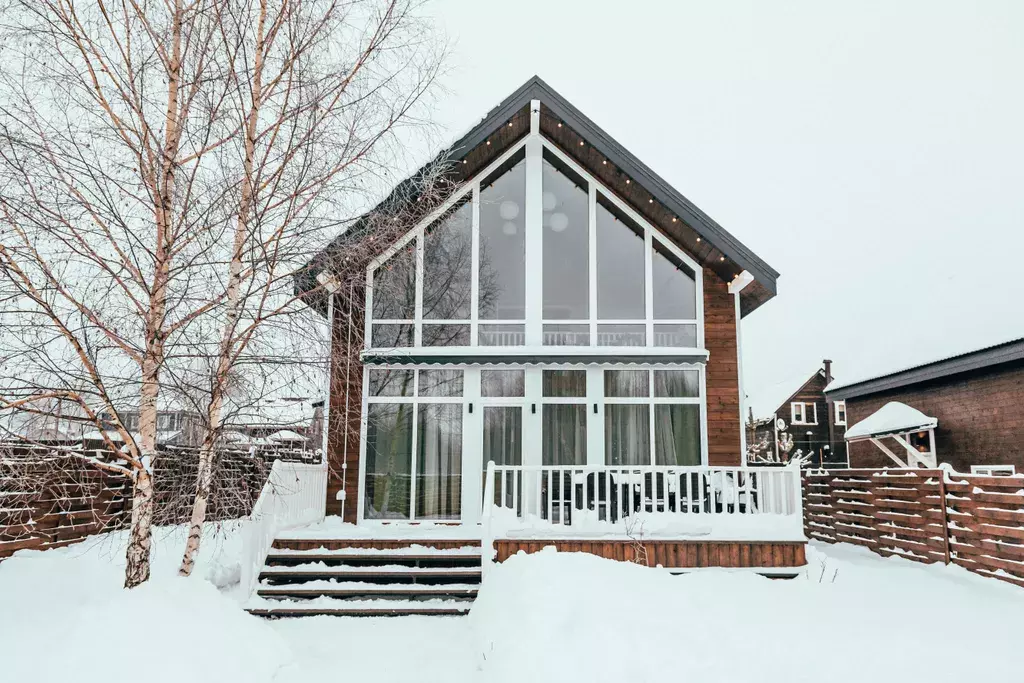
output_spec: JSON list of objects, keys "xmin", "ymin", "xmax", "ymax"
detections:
[{"xmin": 3, "ymin": 524, "xmax": 1024, "ymax": 683}]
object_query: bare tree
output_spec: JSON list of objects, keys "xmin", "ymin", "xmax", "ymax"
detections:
[
  {"xmin": 171, "ymin": 0, "xmax": 445, "ymax": 575},
  {"xmin": 0, "ymin": 0, "xmax": 260, "ymax": 587}
]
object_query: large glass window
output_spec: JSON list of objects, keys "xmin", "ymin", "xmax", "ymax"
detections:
[
  {"xmin": 416, "ymin": 403, "xmax": 462, "ymax": 519},
  {"xmin": 542, "ymin": 369, "xmax": 587, "ymax": 465},
  {"xmin": 596, "ymin": 196, "xmax": 645, "ymax": 320},
  {"xmin": 652, "ymin": 239, "xmax": 697, "ymax": 320},
  {"xmin": 479, "ymin": 151, "xmax": 526, "ymax": 322},
  {"xmin": 542, "ymin": 151, "xmax": 589, "ymax": 323},
  {"xmin": 364, "ymin": 368, "xmax": 464, "ymax": 520},
  {"xmin": 367, "ymin": 141, "xmax": 704, "ymax": 351},
  {"xmin": 364, "ymin": 403, "xmax": 414, "ymax": 519},
  {"xmin": 603, "ymin": 368, "xmax": 702, "ymax": 467}
]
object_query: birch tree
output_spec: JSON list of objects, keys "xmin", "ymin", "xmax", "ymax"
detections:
[
  {"xmin": 0, "ymin": 0, "xmax": 248, "ymax": 587},
  {"xmin": 172, "ymin": 0, "xmax": 444, "ymax": 575}
]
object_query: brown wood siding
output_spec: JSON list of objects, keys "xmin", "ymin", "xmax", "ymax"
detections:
[
  {"xmin": 845, "ymin": 360, "xmax": 1024, "ymax": 472},
  {"xmin": 494, "ymin": 539, "xmax": 806, "ymax": 569},
  {"xmin": 327, "ymin": 291, "xmax": 365, "ymax": 523},
  {"xmin": 703, "ymin": 270, "xmax": 741, "ymax": 466}
]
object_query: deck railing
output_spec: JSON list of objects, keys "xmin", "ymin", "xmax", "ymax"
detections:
[
  {"xmin": 482, "ymin": 462, "xmax": 803, "ymax": 533},
  {"xmin": 240, "ymin": 457, "xmax": 328, "ymax": 598}
]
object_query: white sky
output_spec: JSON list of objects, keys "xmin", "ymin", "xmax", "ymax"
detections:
[{"xmin": 420, "ymin": 0, "xmax": 1024, "ymax": 396}]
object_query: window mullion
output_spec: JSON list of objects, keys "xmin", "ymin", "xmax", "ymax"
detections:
[
  {"xmin": 644, "ymin": 225, "xmax": 654, "ymax": 347},
  {"xmin": 414, "ymin": 233, "xmax": 424, "ymax": 347}
]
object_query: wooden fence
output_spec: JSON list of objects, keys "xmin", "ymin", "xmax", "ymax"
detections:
[
  {"xmin": 803, "ymin": 468, "xmax": 1024, "ymax": 588},
  {"xmin": 0, "ymin": 444, "xmax": 312, "ymax": 559}
]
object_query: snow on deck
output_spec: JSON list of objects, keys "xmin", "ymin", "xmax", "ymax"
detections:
[{"xmin": 279, "ymin": 513, "xmax": 806, "ymax": 544}]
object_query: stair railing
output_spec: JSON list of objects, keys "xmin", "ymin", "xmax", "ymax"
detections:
[
  {"xmin": 240, "ymin": 455, "xmax": 328, "ymax": 599},
  {"xmin": 480, "ymin": 459, "xmax": 496, "ymax": 580}
]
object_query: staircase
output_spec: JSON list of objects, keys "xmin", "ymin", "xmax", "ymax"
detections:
[{"xmin": 245, "ymin": 538, "xmax": 483, "ymax": 617}]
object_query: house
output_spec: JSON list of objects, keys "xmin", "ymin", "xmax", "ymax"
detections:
[
  {"xmin": 746, "ymin": 359, "xmax": 847, "ymax": 466},
  {"xmin": 826, "ymin": 336, "xmax": 1024, "ymax": 474},
  {"xmin": 246, "ymin": 77, "xmax": 805, "ymax": 616}
]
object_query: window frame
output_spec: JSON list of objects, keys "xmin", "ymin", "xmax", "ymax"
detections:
[
  {"xmin": 791, "ymin": 401, "xmax": 818, "ymax": 425},
  {"xmin": 362, "ymin": 367, "xmax": 466, "ymax": 522},
  {"xmin": 365, "ymin": 135, "xmax": 704, "ymax": 351},
  {"xmin": 970, "ymin": 465, "xmax": 1016, "ymax": 477},
  {"xmin": 834, "ymin": 400, "xmax": 847, "ymax": 426},
  {"xmin": 602, "ymin": 367, "xmax": 703, "ymax": 467}
]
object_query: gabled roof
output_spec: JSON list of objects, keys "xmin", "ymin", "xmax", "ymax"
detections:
[
  {"xmin": 827, "ymin": 336, "xmax": 1024, "ymax": 400},
  {"xmin": 746, "ymin": 368, "xmax": 825, "ymax": 422},
  {"xmin": 296, "ymin": 76, "xmax": 779, "ymax": 316}
]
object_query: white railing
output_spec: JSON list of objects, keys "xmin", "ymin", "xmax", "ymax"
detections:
[
  {"xmin": 240, "ymin": 456, "xmax": 328, "ymax": 598},
  {"xmin": 481, "ymin": 460, "xmax": 497, "ymax": 578},
  {"xmin": 482, "ymin": 462, "xmax": 803, "ymax": 535}
]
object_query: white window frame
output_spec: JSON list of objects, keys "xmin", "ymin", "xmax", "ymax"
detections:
[
  {"xmin": 970, "ymin": 464, "xmax": 1016, "ymax": 477},
  {"xmin": 834, "ymin": 400, "xmax": 847, "ymax": 426},
  {"xmin": 361, "ymin": 367, "xmax": 466, "ymax": 523},
  {"xmin": 364, "ymin": 116, "xmax": 705, "ymax": 353},
  {"xmin": 601, "ymin": 367, "xmax": 705, "ymax": 467},
  {"xmin": 791, "ymin": 401, "xmax": 817, "ymax": 425}
]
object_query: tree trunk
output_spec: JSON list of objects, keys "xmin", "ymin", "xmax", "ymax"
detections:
[
  {"xmin": 124, "ymin": 468, "xmax": 155, "ymax": 588},
  {"xmin": 179, "ymin": 1, "xmax": 266, "ymax": 576}
]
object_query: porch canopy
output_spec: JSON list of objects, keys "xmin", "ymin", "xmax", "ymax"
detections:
[{"xmin": 844, "ymin": 401, "xmax": 938, "ymax": 468}]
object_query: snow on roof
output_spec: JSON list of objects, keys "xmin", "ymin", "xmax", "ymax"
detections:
[
  {"xmin": 844, "ymin": 402, "xmax": 937, "ymax": 441},
  {"xmin": 267, "ymin": 429, "xmax": 308, "ymax": 442},
  {"xmin": 746, "ymin": 367, "xmax": 824, "ymax": 421}
]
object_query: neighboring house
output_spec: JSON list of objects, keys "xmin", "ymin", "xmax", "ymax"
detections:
[
  {"xmin": 746, "ymin": 360, "xmax": 847, "ymax": 467},
  {"xmin": 826, "ymin": 337, "xmax": 1024, "ymax": 474},
  {"xmin": 260, "ymin": 76, "xmax": 804, "ymax": 617}
]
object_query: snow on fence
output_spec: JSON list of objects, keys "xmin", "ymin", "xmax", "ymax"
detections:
[
  {"xmin": 0, "ymin": 442, "xmax": 315, "ymax": 559},
  {"xmin": 803, "ymin": 468, "xmax": 1024, "ymax": 588}
]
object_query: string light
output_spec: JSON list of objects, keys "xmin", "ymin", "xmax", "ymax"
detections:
[
  {"xmin": 648, "ymin": 199, "xmax": 653, "ymax": 204},
  {"xmin": 486, "ymin": 140, "xmax": 491, "ymax": 146},
  {"xmin": 579, "ymin": 141, "xmax": 584, "ymax": 146},
  {"xmin": 625, "ymin": 179, "xmax": 630, "ymax": 184},
  {"xmin": 508, "ymin": 122, "xmax": 513, "ymax": 128},
  {"xmin": 671, "ymin": 217, "xmax": 677, "ymax": 223},
  {"xmin": 719, "ymin": 256, "xmax": 725, "ymax": 261},
  {"xmin": 602, "ymin": 160, "xmax": 607, "ymax": 165},
  {"xmin": 696, "ymin": 237, "xmax": 701, "ymax": 242},
  {"xmin": 557, "ymin": 122, "xmax": 562, "ymax": 128},
  {"xmin": 462, "ymin": 159, "xmax": 467, "ymax": 164}
]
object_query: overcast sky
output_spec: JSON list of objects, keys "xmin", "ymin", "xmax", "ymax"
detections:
[{"xmin": 415, "ymin": 0, "xmax": 1024, "ymax": 400}]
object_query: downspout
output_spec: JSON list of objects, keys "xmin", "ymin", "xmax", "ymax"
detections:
[{"xmin": 729, "ymin": 271, "xmax": 755, "ymax": 464}]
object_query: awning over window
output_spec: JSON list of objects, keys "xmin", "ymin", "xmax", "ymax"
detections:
[
  {"xmin": 845, "ymin": 401, "xmax": 938, "ymax": 441},
  {"xmin": 361, "ymin": 346, "xmax": 710, "ymax": 366}
]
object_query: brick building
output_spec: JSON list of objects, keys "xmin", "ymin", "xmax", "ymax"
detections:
[{"xmin": 826, "ymin": 337, "xmax": 1024, "ymax": 474}]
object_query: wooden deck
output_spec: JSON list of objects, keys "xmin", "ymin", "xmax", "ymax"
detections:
[{"xmin": 494, "ymin": 539, "xmax": 806, "ymax": 572}]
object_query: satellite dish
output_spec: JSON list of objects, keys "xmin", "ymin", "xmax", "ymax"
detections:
[{"xmin": 776, "ymin": 418, "xmax": 787, "ymax": 431}]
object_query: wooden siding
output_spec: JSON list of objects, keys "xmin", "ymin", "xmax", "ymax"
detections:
[
  {"xmin": 804, "ymin": 468, "xmax": 1024, "ymax": 589},
  {"xmin": 845, "ymin": 360, "xmax": 1024, "ymax": 472},
  {"xmin": 494, "ymin": 539, "xmax": 806, "ymax": 569},
  {"xmin": 703, "ymin": 269, "xmax": 741, "ymax": 466}
]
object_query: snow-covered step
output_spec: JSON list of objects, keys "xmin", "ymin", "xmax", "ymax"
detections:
[
  {"xmin": 257, "ymin": 582, "xmax": 480, "ymax": 600},
  {"xmin": 246, "ymin": 599, "xmax": 472, "ymax": 618},
  {"xmin": 264, "ymin": 548, "xmax": 481, "ymax": 567},
  {"xmin": 268, "ymin": 544, "xmax": 482, "ymax": 557},
  {"xmin": 260, "ymin": 562, "xmax": 482, "ymax": 576}
]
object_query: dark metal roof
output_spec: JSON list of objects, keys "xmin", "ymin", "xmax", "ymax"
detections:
[
  {"xmin": 296, "ymin": 75, "xmax": 779, "ymax": 314},
  {"xmin": 827, "ymin": 337, "xmax": 1024, "ymax": 401}
]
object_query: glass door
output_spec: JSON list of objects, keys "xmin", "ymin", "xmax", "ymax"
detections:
[{"xmin": 479, "ymin": 369, "xmax": 526, "ymax": 514}]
